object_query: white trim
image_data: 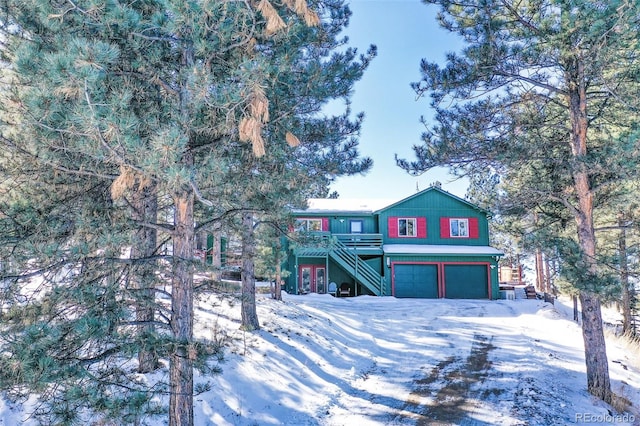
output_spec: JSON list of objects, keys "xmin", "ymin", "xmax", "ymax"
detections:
[
  {"xmin": 295, "ymin": 218, "xmax": 322, "ymax": 232},
  {"xmin": 398, "ymin": 217, "xmax": 417, "ymax": 237},
  {"xmin": 449, "ymin": 218, "xmax": 469, "ymax": 238},
  {"xmin": 296, "ymin": 198, "xmax": 395, "ymax": 213},
  {"xmin": 383, "ymin": 244, "xmax": 503, "ymax": 256}
]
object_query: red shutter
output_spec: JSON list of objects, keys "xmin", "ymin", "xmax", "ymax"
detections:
[
  {"xmin": 440, "ymin": 217, "xmax": 450, "ymax": 238},
  {"xmin": 469, "ymin": 217, "xmax": 479, "ymax": 239},
  {"xmin": 417, "ymin": 217, "xmax": 427, "ymax": 238},
  {"xmin": 388, "ymin": 217, "xmax": 399, "ymax": 238},
  {"xmin": 321, "ymin": 217, "xmax": 329, "ymax": 232}
]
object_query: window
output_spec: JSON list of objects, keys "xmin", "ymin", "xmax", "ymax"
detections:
[
  {"xmin": 398, "ymin": 218, "xmax": 417, "ymax": 237},
  {"xmin": 450, "ymin": 218, "xmax": 469, "ymax": 237},
  {"xmin": 389, "ymin": 216, "xmax": 426, "ymax": 238},
  {"xmin": 295, "ymin": 218, "xmax": 323, "ymax": 232},
  {"xmin": 350, "ymin": 220, "xmax": 363, "ymax": 234}
]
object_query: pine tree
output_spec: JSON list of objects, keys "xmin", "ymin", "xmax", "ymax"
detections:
[
  {"xmin": 399, "ymin": 0, "xmax": 640, "ymax": 403},
  {"xmin": 0, "ymin": 0, "xmax": 373, "ymax": 423}
]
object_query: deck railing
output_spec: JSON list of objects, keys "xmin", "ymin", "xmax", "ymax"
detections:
[
  {"xmin": 329, "ymin": 239, "xmax": 384, "ymax": 295},
  {"xmin": 333, "ymin": 233, "xmax": 383, "ymax": 249}
]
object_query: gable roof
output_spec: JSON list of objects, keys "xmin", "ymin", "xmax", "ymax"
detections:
[
  {"xmin": 374, "ymin": 186, "xmax": 489, "ymax": 216},
  {"xmin": 293, "ymin": 198, "xmax": 395, "ymax": 214},
  {"xmin": 293, "ymin": 186, "xmax": 489, "ymax": 216}
]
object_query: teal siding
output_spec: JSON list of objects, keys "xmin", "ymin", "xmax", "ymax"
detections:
[
  {"xmin": 284, "ymin": 256, "xmax": 326, "ymax": 294},
  {"xmin": 378, "ymin": 189, "xmax": 489, "ymax": 246},
  {"xmin": 329, "ymin": 215, "xmax": 378, "ymax": 234},
  {"xmin": 443, "ymin": 264, "xmax": 489, "ymax": 299},
  {"xmin": 386, "ymin": 254, "xmax": 499, "ymax": 299},
  {"xmin": 284, "ymin": 255, "xmax": 382, "ymax": 296},
  {"xmin": 394, "ymin": 264, "xmax": 438, "ymax": 298},
  {"xmin": 286, "ymin": 187, "xmax": 501, "ymax": 299},
  {"xmin": 292, "ymin": 212, "xmax": 377, "ymax": 234}
]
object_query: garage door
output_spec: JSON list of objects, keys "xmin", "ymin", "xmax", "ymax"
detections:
[
  {"xmin": 394, "ymin": 264, "xmax": 439, "ymax": 298},
  {"xmin": 443, "ymin": 264, "xmax": 488, "ymax": 299}
]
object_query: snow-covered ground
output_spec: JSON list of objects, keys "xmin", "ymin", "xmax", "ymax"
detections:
[{"xmin": 2, "ymin": 292, "xmax": 639, "ymax": 425}]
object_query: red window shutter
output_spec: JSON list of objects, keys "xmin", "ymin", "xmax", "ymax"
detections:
[
  {"xmin": 321, "ymin": 217, "xmax": 329, "ymax": 232},
  {"xmin": 388, "ymin": 217, "xmax": 399, "ymax": 238},
  {"xmin": 440, "ymin": 217, "xmax": 450, "ymax": 238},
  {"xmin": 417, "ymin": 217, "xmax": 427, "ymax": 238},
  {"xmin": 469, "ymin": 217, "xmax": 479, "ymax": 239}
]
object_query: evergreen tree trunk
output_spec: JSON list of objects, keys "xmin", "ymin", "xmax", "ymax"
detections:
[
  {"xmin": 535, "ymin": 248, "xmax": 545, "ymax": 292},
  {"xmin": 274, "ymin": 237, "xmax": 283, "ymax": 301},
  {"xmin": 131, "ymin": 183, "xmax": 159, "ymax": 373},
  {"xmin": 169, "ymin": 186, "xmax": 195, "ymax": 426},
  {"xmin": 579, "ymin": 291, "xmax": 612, "ymax": 402},
  {"xmin": 618, "ymin": 214, "xmax": 632, "ymax": 335},
  {"xmin": 544, "ymin": 257, "xmax": 553, "ymax": 294},
  {"xmin": 211, "ymin": 225, "xmax": 222, "ymax": 282},
  {"xmin": 169, "ymin": 28, "xmax": 196, "ymax": 426},
  {"xmin": 568, "ymin": 63, "xmax": 612, "ymax": 403},
  {"xmin": 241, "ymin": 212, "xmax": 260, "ymax": 331}
]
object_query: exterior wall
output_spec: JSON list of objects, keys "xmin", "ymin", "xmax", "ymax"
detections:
[
  {"xmin": 294, "ymin": 213, "xmax": 377, "ymax": 234},
  {"xmin": 284, "ymin": 256, "xmax": 382, "ymax": 295},
  {"xmin": 378, "ymin": 190, "xmax": 489, "ymax": 246},
  {"xmin": 328, "ymin": 215, "xmax": 378, "ymax": 234},
  {"xmin": 284, "ymin": 255, "xmax": 326, "ymax": 294},
  {"xmin": 383, "ymin": 254, "xmax": 500, "ymax": 299},
  {"xmin": 286, "ymin": 188, "xmax": 500, "ymax": 298}
]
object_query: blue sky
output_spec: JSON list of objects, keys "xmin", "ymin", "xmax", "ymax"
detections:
[{"xmin": 329, "ymin": 0, "xmax": 467, "ymax": 200}]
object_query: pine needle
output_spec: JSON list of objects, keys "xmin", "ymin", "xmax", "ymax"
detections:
[
  {"xmin": 239, "ymin": 116, "xmax": 266, "ymax": 157},
  {"xmin": 53, "ymin": 85, "xmax": 82, "ymax": 100},
  {"xmin": 252, "ymin": 133, "xmax": 266, "ymax": 157},
  {"xmin": 110, "ymin": 165, "xmax": 135, "ymax": 200},
  {"xmin": 239, "ymin": 116, "xmax": 259, "ymax": 143},
  {"xmin": 304, "ymin": 10, "xmax": 320, "ymax": 27},
  {"xmin": 249, "ymin": 84, "xmax": 269, "ymax": 123},
  {"xmin": 282, "ymin": 0, "xmax": 320, "ymax": 27},
  {"xmin": 256, "ymin": 0, "xmax": 286, "ymax": 35},
  {"xmin": 285, "ymin": 131, "xmax": 300, "ymax": 147},
  {"xmin": 294, "ymin": 0, "xmax": 307, "ymax": 15}
]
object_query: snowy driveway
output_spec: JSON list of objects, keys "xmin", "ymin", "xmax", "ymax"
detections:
[{"xmin": 194, "ymin": 294, "xmax": 640, "ymax": 426}]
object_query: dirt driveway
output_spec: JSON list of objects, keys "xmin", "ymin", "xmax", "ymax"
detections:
[{"xmin": 405, "ymin": 333, "xmax": 497, "ymax": 425}]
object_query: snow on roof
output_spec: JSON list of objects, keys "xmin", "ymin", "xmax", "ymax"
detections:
[
  {"xmin": 383, "ymin": 244, "xmax": 504, "ymax": 256},
  {"xmin": 297, "ymin": 198, "xmax": 396, "ymax": 214}
]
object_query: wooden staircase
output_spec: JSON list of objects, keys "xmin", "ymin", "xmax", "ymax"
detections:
[{"xmin": 329, "ymin": 239, "xmax": 384, "ymax": 296}]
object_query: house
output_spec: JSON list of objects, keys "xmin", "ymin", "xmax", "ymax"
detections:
[{"xmin": 283, "ymin": 186, "xmax": 504, "ymax": 299}]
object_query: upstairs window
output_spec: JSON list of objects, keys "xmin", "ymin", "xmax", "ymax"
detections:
[
  {"xmin": 398, "ymin": 218, "xmax": 417, "ymax": 237},
  {"xmin": 388, "ymin": 216, "xmax": 426, "ymax": 238},
  {"xmin": 294, "ymin": 217, "xmax": 328, "ymax": 232},
  {"xmin": 350, "ymin": 220, "xmax": 363, "ymax": 234},
  {"xmin": 450, "ymin": 218, "xmax": 469, "ymax": 237},
  {"xmin": 440, "ymin": 217, "xmax": 479, "ymax": 239}
]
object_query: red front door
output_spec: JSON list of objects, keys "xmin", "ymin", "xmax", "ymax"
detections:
[{"xmin": 299, "ymin": 265, "xmax": 326, "ymax": 294}]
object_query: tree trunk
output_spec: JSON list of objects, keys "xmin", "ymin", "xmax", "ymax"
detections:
[
  {"xmin": 240, "ymin": 212, "xmax": 260, "ymax": 330},
  {"xmin": 618, "ymin": 214, "xmax": 632, "ymax": 335},
  {"xmin": 211, "ymin": 224, "xmax": 222, "ymax": 282},
  {"xmin": 131, "ymin": 183, "xmax": 160, "ymax": 373},
  {"xmin": 169, "ymin": 188, "xmax": 195, "ymax": 426},
  {"xmin": 579, "ymin": 291, "xmax": 612, "ymax": 402},
  {"xmin": 535, "ymin": 248, "xmax": 545, "ymax": 292},
  {"xmin": 567, "ymin": 59, "xmax": 612, "ymax": 403},
  {"xmin": 544, "ymin": 256, "xmax": 553, "ymax": 294},
  {"xmin": 274, "ymin": 237, "xmax": 282, "ymax": 301}
]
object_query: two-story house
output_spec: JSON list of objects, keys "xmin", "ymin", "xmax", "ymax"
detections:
[{"xmin": 284, "ymin": 186, "xmax": 503, "ymax": 299}]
